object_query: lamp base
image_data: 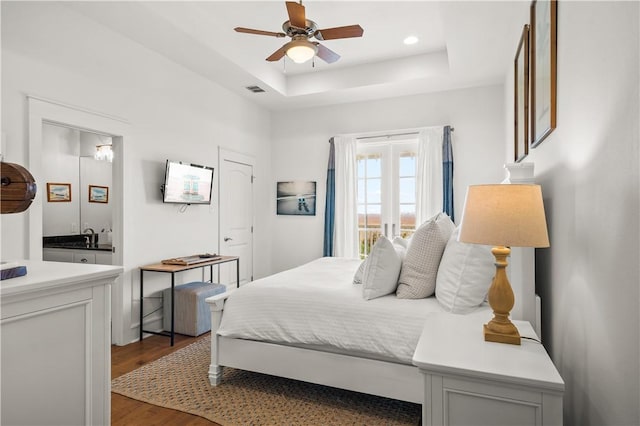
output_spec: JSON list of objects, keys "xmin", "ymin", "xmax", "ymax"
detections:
[
  {"xmin": 482, "ymin": 246, "xmax": 522, "ymax": 345},
  {"xmin": 483, "ymin": 323, "xmax": 521, "ymax": 345}
]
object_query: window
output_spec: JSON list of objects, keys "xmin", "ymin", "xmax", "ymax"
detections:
[{"xmin": 357, "ymin": 139, "xmax": 418, "ymax": 258}]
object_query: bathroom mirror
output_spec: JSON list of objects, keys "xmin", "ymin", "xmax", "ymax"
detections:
[{"xmin": 42, "ymin": 123, "xmax": 113, "ymax": 238}]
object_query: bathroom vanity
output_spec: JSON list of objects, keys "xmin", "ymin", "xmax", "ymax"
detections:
[{"xmin": 43, "ymin": 235, "xmax": 113, "ymax": 265}]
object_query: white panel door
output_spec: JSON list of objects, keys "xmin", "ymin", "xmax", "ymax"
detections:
[{"xmin": 220, "ymin": 155, "xmax": 253, "ymax": 287}]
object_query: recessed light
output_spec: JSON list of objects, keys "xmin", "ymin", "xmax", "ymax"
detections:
[{"xmin": 403, "ymin": 36, "xmax": 419, "ymax": 45}]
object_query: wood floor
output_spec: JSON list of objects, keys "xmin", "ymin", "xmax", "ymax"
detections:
[{"xmin": 111, "ymin": 333, "xmax": 217, "ymax": 425}]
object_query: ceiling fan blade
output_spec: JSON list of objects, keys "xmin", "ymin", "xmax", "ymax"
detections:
[
  {"xmin": 315, "ymin": 25, "xmax": 364, "ymax": 41},
  {"xmin": 235, "ymin": 27, "xmax": 286, "ymax": 38},
  {"xmin": 314, "ymin": 43, "xmax": 340, "ymax": 64},
  {"xmin": 286, "ymin": 1, "xmax": 306, "ymax": 28},
  {"xmin": 266, "ymin": 46, "xmax": 287, "ymax": 62}
]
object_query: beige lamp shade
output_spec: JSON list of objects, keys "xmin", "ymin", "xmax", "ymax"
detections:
[{"xmin": 459, "ymin": 184, "xmax": 550, "ymax": 248}]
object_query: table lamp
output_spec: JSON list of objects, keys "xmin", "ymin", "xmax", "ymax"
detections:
[{"xmin": 458, "ymin": 184, "xmax": 549, "ymax": 345}]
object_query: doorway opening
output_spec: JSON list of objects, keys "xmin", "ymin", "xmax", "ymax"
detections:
[
  {"xmin": 41, "ymin": 123, "xmax": 115, "ymax": 265},
  {"xmin": 28, "ymin": 95, "xmax": 128, "ymax": 344}
]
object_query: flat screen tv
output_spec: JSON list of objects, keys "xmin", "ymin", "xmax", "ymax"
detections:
[{"xmin": 162, "ymin": 160, "xmax": 214, "ymax": 204}]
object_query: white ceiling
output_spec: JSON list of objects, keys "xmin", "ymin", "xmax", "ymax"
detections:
[{"xmin": 68, "ymin": 1, "xmax": 530, "ymax": 111}]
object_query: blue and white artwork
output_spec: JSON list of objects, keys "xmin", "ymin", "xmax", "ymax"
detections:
[{"xmin": 277, "ymin": 181, "xmax": 316, "ymax": 216}]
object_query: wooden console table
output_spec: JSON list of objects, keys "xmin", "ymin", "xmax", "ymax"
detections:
[{"xmin": 139, "ymin": 255, "xmax": 239, "ymax": 345}]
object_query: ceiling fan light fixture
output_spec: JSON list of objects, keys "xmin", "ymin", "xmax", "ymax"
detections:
[{"xmin": 285, "ymin": 39, "xmax": 318, "ymax": 63}]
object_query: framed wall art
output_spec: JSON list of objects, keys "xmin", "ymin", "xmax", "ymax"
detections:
[
  {"xmin": 46, "ymin": 183, "xmax": 71, "ymax": 202},
  {"xmin": 514, "ymin": 24, "xmax": 530, "ymax": 162},
  {"xmin": 276, "ymin": 181, "xmax": 316, "ymax": 216},
  {"xmin": 530, "ymin": 0, "xmax": 557, "ymax": 148},
  {"xmin": 89, "ymin": 185, "xmax": 109, "ymax": 203}
]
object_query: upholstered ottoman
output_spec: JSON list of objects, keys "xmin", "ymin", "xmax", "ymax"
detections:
[{"xmin": 163, "ymin": 281, "xmax": 226, "ymax": 336}]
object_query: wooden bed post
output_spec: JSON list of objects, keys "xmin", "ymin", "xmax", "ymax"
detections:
[{"xmin": 206, "ymin": 292, "xmax": 230, "ymax": 385}]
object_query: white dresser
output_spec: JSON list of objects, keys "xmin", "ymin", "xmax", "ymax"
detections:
[
  {"xmin": 413, "ymin": 313, "xmax": 564, "ymax": 426},
  {"xmin": 1, "ymin": 260, "xmax": 122, "ymax": 426}
]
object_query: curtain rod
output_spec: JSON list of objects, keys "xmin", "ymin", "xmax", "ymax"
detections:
[
  {"xmin": 353, "ymin": 126, "xmax": 454, "ymax": 141},
  {"xmin": 357, "ymin": 131, "xmax": 418, "ymax": 141}
]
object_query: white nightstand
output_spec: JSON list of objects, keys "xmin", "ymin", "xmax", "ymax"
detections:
[{"xmin": 412, "ymin": 313, "xmax": 564, "ymax": 426}]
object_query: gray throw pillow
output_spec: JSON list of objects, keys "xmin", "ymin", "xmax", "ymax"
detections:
[{"xmin": 396, "ymin": 213, "xmax": 455, "ymax": 299}]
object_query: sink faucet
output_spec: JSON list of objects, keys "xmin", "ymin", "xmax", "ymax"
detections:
[{"xmin": 83, "ymin": 228, "xmax": 97, "ymax": 247}]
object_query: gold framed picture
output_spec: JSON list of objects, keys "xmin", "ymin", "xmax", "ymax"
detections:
[
  {"xmin": 46, "ymin": 183, "xmax": 71, "ymax": 202},
  {"xmin": 530, "ymin": 0, "xmax": 557, "ymax": 148},
  {"xmin": 89, "ymin": 185, "xmax": 109, "ymax": 203}
]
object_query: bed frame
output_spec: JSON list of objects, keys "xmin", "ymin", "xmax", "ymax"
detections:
[
  {"xmin": 207, "ymin": 292, "xmax": 423, "ymax": 403},
  {"xmin": 207, "ymin": 257, "xmax": 535, "ymax": 404}
]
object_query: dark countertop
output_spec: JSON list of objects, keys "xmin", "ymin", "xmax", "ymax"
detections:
[
  {"xmin": 43, "ymin": 235, "xmax": 112, "ymax": 252},
  {"xmin": 43, "ymin": 243, "xmax": 112, "ymax": 252}
]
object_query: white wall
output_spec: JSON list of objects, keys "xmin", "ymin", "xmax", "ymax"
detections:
[
  {"xmin": 41, "ymin": 124, "xmax": 81, "ymax": 235},
  {"xmin": 1, "ymin": 2, "xmax": 272, "ymax": 344},
  {"xmin": 271, "ymin": 85, "xmax": 506, "ymax": 273},
  {"xmin": 504, "ymin": 2, "xmax": 639, "ymax": 424}
]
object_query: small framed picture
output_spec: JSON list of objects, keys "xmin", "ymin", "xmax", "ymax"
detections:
[
  {"xmin": 89, "ymin": 185, "xmax": 109, "ymax": 203},
  {"xmin": 277, "ymin": 181, "xmax": 316, "ymax": 216},
  {"xmin": 47, "ymin": 183, "xmax": 71, "ymax": 202}
]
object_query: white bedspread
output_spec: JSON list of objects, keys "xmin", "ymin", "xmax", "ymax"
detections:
[{"xmin": 218, "ymin": 257, "xmax": 489, "ymax": 364}]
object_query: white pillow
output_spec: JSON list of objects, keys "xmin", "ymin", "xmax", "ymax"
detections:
[
  {"xmin": 352, "ymin": 259, "xmax": 366, "ymax": 284},
  {"xmin": 353, "ymin": 236, "xmax": 407, "ymax": 285},
  {"xmin": 362, "ymin": 236, "xmax": 402, "ymax": 300},
  {"xmin": 396, "ymin": 213, "xmax": 455, "ymax": 299},
  {"xmin": 392, "ymin": 236, "xmax": 408, "ymax": 260},
  {"xmin": 435, "ymin": 226, "xmax": 496, "ymax": 313}
]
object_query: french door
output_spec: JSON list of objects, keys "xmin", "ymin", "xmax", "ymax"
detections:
[{"xmin": 357, "ymin": 140, "xmax": 418, "ymax": 258}]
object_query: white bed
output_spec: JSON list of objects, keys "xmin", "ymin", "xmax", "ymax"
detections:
[
  {"xmin": 206, "ymin": 167, "xmax": 539, "ymax": 405},
  {"xmin": 206, "ymin": 256, "xmax": 491, "ymax": 403}
]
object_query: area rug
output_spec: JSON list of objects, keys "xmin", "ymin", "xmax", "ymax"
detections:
[{"xmin": 111, "ymin": 335, "xmax": 421, "ymax": 425}]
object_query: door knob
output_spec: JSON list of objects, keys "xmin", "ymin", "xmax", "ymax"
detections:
[{"xmin": 224, "ymin": 237, "xmax": 233, "ymax": 242}]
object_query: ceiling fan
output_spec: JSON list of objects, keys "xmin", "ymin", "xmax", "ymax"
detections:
[{"xmin": 234, "ymin": 1, "xmax": 364, "ymax": 65}]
